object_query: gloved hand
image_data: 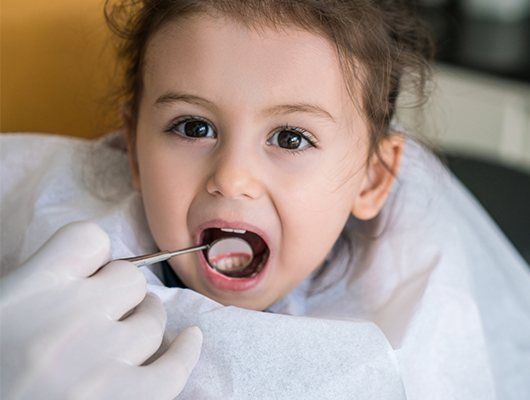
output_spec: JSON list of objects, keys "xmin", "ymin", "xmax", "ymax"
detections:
[{"xmin": 0, "ymin": 221, "xmax": 202, "ymax": 400}]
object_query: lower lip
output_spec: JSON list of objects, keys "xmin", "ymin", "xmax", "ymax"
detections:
[{"xmin": 198, "ymin": 251, "xmax": 270, "ymax": 292}]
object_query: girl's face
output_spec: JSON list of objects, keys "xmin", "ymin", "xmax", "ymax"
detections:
[{"xmin": 128, "ymin": 14, "xmax": 402, "ymax": 310}]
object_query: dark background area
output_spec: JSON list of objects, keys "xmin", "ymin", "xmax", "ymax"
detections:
[{"xmin": 413, "ymin": 0, "xmax": 530, "ymax": 83}]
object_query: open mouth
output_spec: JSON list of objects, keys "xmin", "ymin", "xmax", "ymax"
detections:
[{"xmin": 201, "ymin": 227, "xmax": 270, "ymax": 279}]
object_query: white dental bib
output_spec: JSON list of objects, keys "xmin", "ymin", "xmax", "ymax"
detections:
[{"xmin": 1, "ymin": 131, "xmax": 529, "ymax": 399}]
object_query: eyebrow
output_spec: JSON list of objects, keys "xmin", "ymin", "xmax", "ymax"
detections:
[
  {"xmin": 154, "ymin": 91, "xmax": 336, "ymax": 123},
  {"xmin": 155, "ymin": 92, "xmax": 215, "ymax": 111}
]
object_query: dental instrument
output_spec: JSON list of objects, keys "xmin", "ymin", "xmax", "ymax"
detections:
[{"xmin": 116, "ymin": 237, "xmax": 254, "ymax": 270}]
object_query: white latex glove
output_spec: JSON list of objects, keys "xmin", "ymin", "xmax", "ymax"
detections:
[{"xmin": 0, "ymin": 221, "xmax": 202, "ymax": 400}]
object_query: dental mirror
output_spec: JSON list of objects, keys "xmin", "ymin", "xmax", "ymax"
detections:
[
  {"xmin": 206, "ymin": 237, "xmax": 254, "ymax": 273},
  {"xmin": 117, "ymin": 237, "xmax": 254, "ymax": 272}
]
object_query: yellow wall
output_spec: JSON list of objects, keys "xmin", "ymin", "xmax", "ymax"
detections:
[{"xmin": 1, "ymin": 0, "xmax": 122, "ymax": 138}]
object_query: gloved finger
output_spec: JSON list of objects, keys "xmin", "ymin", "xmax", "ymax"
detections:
[
  {"xmin": 133, "ymin": 326, "xmax": 203, "ymax": 399},
  {"xmin": 69, "ymin": 327, "xmax": 202, "ymax": 400},
  {"xmin": 23, "ymin": 221, "xmax": 111, "ymax": 279},
  {"xmin": 108, "ymin": 292, "xmax": 167, "ymax": 366},
  {"xmin": 81, "ymin": 260, "xmax": 147, "ymax": 321}
]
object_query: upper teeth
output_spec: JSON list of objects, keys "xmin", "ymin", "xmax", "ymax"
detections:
[{"xmin": 220, "ymin": 228, "xmax": 247, "ymax": 234}]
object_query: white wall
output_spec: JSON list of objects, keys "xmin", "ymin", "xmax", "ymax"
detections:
[{"xmin": 396, "ymin": 64, "xmax": 530, "ymax": 173}]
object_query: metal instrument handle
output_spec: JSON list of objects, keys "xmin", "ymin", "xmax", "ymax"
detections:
[{"xmin": 116, "ymin": 244, "xmax": 210, "ymax": 267}]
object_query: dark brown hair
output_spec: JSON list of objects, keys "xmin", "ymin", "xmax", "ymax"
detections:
[{"xmin": 104, "ymin": 0, "xmax": 435, "ymax": 169}]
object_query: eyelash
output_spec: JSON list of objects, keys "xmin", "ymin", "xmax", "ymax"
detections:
[{"xmin": 164, "ymin": 116, "xmax": 319, "ymax": 155}]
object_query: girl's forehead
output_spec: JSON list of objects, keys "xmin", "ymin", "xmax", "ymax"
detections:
[{"xmin": 142, "ymin": 14, "xmax": 355, "ymax": 118}]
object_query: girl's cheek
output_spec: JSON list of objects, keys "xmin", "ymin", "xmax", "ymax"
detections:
[{"xmin": 266, "ymin": 149, "xmax": 323, "ymax": 175}]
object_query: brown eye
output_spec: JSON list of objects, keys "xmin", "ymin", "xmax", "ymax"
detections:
[
  {"xmin": 278, "ymin": 131, "xmax": 302, "ymax": 149},
  {"xmin": 171, "ymin": 118, "xmax": 216, "ymax": 139},
  {"xmin": 268, "ymin": 128, "xmax": 312, "ymax": 151}
]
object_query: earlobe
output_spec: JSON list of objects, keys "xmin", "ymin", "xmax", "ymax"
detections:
[
  {"xmin": 121, "ymin": 107, "xmax": 141, "ymax": 192},
  {"xmin": 351, "ymin": 133, "xmax": 404, "ymax": 220}
]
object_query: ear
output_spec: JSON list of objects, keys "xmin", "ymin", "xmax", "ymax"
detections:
[
  {"xmin": 121, "ymin": 106, "xmax": 141, "ymax": 192},
  {"xmin": 351, "ymin": 133, "xmax": 404, "ymax": 220}
]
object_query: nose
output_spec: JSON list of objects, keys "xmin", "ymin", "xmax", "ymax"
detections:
[{"xmin": 206, "ymin": 145, "xmax": 264, "ymax": 200}]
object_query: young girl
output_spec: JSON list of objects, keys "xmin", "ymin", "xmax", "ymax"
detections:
[{"xmin": 1, "ymin": 0, "xmax": 529, "ymax": 399}]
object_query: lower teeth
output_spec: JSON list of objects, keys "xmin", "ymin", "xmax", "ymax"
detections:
[
  {"xmin": 212, "ymin": 254, "xmax": 251, "ymax": 272},
  {"xmin": 208, "ymin": 252, "xmax": 267, "ymax": 279}
]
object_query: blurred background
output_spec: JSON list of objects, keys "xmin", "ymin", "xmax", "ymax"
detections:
[
  {"xmin": 1, "ymin": 0, "xmax": 529, "ymax": 262},
  {"xmin": 398, "ymin": 0, "xmax": 530, "ymax": 264},
  {"xmin": 0, "ymin": 0, "xmax": 121, "ymax": 139}
]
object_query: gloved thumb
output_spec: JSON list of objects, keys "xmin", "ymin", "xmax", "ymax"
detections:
[{"xmin": 138, "ymin": 326, "xmax": 203, "ymax": 399}]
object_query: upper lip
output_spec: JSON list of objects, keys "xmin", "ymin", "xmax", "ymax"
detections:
[{"xmin": 195, "ymin": 219, "xmax": 271, "ymax": 251}]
